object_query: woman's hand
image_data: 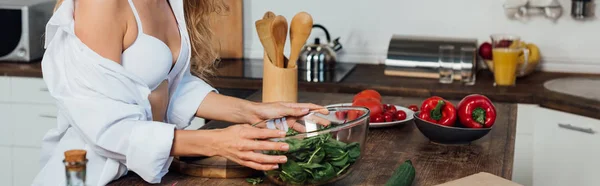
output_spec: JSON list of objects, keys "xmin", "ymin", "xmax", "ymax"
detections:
[
  {"xmin": 213, "ymin": 124, "xmax": 290, "ymax": 170},
  {"xmin": 246, "ymin": 102, "xmax": 330, "ymax": 125}
]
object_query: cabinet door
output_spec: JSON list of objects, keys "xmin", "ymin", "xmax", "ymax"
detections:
[
  {"xmin": 10, "ymin": 77, "xmax": 54, "ymax": 104},
  {"xmin": 0, "ymin": 104, "xmax": 12, "ymax": 146},
  {"xmin": 0, "ymin": 146, "xmax": 11, "ymax": 186},
  {"xmin": 12, "ymin": 104, "xmax": 57, "ymax": 147},
  {"xmin": 0, "ymin": 77, "xmax": 9, "ymax": 102},
  {"xmin": 533, "ymin": 108, "xmax": 600, "ymax": 186},
  {"xmin": 12, "ymin": 147, "xmax": 41, "ymax": 186}
]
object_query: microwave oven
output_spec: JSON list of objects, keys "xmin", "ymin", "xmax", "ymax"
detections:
[{"xmin": 0, "ymin": 0, "xmax": 55, "ymax": 62}]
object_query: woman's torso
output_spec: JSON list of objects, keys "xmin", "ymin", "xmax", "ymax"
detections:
[{"xmin": 120, "ymin": 0, "xmax": 187, "ymax": 121}]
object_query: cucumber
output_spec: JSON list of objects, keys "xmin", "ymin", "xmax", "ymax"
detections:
[{"xmin": 384, "ymin": 160, "xmax": 416, "ymax": 186}]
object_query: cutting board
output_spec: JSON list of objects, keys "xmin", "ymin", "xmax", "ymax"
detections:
[
  {"xmin": 210, "ymin": 0, "xmax": 243, "ymax": 59},
  {"xmin": 171, "ymin": 156, "xmax": 260, "ymax": 178},
  {"xmin": 436, "ymin": 172, "xmax": 523, "ymax": 186}
]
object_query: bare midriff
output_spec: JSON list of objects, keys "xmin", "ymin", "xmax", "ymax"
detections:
[{"xmin": 148, "ymin": 80, "xmax": 170, "ymax": 121}]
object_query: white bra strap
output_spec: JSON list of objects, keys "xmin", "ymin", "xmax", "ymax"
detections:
[{"xmin": 127, "ymin": 0, "xmax": 143, "ymax": 34}]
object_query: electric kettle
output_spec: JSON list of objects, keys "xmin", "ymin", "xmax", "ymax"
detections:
[{"xmin": 297, "ymin": 24, "xmax": 343, "ymax": 82}]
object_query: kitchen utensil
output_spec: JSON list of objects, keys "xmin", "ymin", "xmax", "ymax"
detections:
[
  {"xmin": 255, "ymin": 17, "xmax": 277, "ymax": 66},
  {"xmin": 257, "ymin": 106, "xmax": 369, "ymax": 186},
  {"xmin": 262, "ymin": 53, "xmax": 297, "ymax": 103},
  {"xmin": 209, "ymin": 0, "xmax": 243, "ymax": 59},
  {"xmin": 297, "ymin": 24, "xmax": 342, "ymax": 82},
  {"xmin": 490, "ymin": 34, "xmax": 529, "ymax": 86},
  {"xmin": 288, "ymin": 12, "xmax": 314, "ymax": 68},
  {"xmin": 460, "ymin": 47, "xmax": 477, "ymax": 85},
  {"xmin": 413, "ymin": 112, "xmax": 492, "ymax": 144},
  {"xmin": 438, "ymin": 45, "xmax": 455, "ymax": 84},
  {"xmin": 384, "ymin": 35, "xmax": 478, "ymax": 80},
  {"xmin": 325, "ymin": 103, "xmax": 414, "ymax": 128},
  {"xmin": 271, "ymin": 15, "xmax": 288, "ymax": 68},
  {"xmin": 263, "ymin": 11, "xmax": 275, "ymax": 20}
]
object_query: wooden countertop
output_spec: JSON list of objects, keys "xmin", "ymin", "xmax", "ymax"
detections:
[
  {"xmin": 108, "ymin": 91, "xmax": 517, "ymax": 186},
  {"xmin": 1, "ymin": 59, "xmax": 599, "ymax": 120}
]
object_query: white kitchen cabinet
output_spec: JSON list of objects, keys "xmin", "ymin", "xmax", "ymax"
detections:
[
  {"xmin": 532, "ymin": 107, "xmax": 600, "ymax": 186},
  {"xmin": 10, "ymin": 77, "xmax": 54, "ymax": 105},
  {"xmin": 11, "ymin": 104, "xmax": 57, "ymax": 148},
  {"xmin": 0, "ymin": 104, "xmax": 12, "ymax": 146},
  {"xmin": 0, "ymin": 77, "xmax": 9, "ymax": 102},
  {"xmin": 0, "ymin": 146, "xmax": 12, "ymax": 186},
  {"xmin": 12, "ymin": 147, "xmax": 41, "ymax": 186}
]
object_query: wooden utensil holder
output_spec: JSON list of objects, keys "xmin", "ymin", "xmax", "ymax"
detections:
[{"xmin": 262, "ymin": 52, "xmax": 298, "ymax": 103}]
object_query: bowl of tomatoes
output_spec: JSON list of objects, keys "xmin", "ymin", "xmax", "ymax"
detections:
[
  {"xmin": 326, "ymin": 90, "xmax": 415, "ymax": 128},
  {"xmin": 413, "ymin": 95, "xmax": 497, "ymax": 144}
]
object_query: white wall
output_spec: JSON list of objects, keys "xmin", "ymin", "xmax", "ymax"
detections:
[{"xmin": 242, "ymin": 0, "xmax": 600, "ymax": 73}]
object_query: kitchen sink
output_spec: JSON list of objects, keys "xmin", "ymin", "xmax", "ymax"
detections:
[{"xmin": 544, "ymin": 77, "xmax": 600, "ymax": 101}]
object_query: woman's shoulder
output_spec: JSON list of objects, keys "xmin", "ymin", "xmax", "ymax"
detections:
[{"xmin": 73, "ymin": 0, "xmax": 131, "ymax": 63}]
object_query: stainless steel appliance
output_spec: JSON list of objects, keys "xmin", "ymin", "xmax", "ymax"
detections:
[
  {"xmin": 384, "ymin": 35, "xmax": 479, "ymax": 80},
  {"xmin": 0, "ymin": 0, "xmax": 55, "ymax": 62},
  {"xmin": 297, "ymin": 24, "xmax": 343, "ymax": 82}
]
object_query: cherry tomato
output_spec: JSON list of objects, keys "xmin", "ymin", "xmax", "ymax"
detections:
[
  {"xmin": 353, "ymin": 89, "xmax": 382, "ymax": 102},
  {"xmin": 385, "ymin": 104, "xmax": 397, "ymax": 114},
  {"xmin": 394, "ymin": 110, "xmax": 407, "ymax": 121},
  {"xmin": 352, "ymin": 98, "xmax": 383, "ymax": 117},
  {"xmin": 335, "ymin": 110, "xmax": 347, "ymax": 120},
  {"xmin": 408, "ymin": 105, "xmax": 419, "ymax": 112},
  {"xmin": 371, "ymin": 114, "xmax": 384, "ymax": 123},
  {"xmin": 383, "ymin": 112, "xmax": 393, "ymax": 122},
  {"xmin": 347, "ymin": 110, "xmax": 359, "ymax": 121},
  {"xmin": 382, "ymin": 104, "xmax": 389, "ymax": 111}
]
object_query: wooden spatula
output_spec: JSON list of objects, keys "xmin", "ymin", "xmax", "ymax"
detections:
[
  {"xmin": 255, "ymin": 18, "xmax": 277, "ymax": 65},
  {"xmin": 271, "ymin": 15, "xmax": 288, "ymax": 68},
  {"xmin": 288, "ymin": 12, "xmax": 313, "ymax": 69},
  {"xmin": 263, "ymin": 11, "xmax": 275, "ymax": 20}
]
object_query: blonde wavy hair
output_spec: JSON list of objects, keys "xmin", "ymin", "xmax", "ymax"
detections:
[{"xmin": 53, "ymin": 0, "xmax": 227, "ymax": 81}]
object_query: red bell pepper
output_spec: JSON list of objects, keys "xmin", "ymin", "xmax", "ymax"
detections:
[
  {"xmin": 457, "ymin": 94, "xmax": 497, "ymax": 128},
  {"xmin": 418, "ymin": 96, "xmax": 457, "ymax": 126}
]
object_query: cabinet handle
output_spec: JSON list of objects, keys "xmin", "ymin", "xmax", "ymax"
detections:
[
  {"xmin": 39, "ymin": 114, "xmax": 57, "ymax": 119},
  {"xmin": 40, "ymin": 88, "xmax": 49, "ymax": 92},
  {"xmin": 558, "ymin": 123, "xmax": 595, "ymax": 134}
]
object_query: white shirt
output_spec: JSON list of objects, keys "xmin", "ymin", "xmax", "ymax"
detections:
[{"xmin": 32, "ymin": 0, "xmax": 216, "ymax": 185}]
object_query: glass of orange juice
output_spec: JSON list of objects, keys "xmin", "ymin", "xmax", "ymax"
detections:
[{"xmin": 490, "ymin": 34, "xmax": 529, "ymax": 86}]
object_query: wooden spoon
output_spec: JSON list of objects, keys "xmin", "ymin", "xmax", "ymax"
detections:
[
  {"xmin": 263, "ymin": 11, "xmax": 276, "ymax": 20},
  {"xmin": 271, "ymin": 15, "xmax": 288, "ymax": 68},
  {"xmin": 255, "ymin": 18, "xmax": 277, "ymax": 65},
  {"xmin": 288, "ymin": 12, "xmax": 313, "ymax": 68}
]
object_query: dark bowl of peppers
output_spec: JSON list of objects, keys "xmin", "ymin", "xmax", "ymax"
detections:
[{"xmin": 413, "ymin": 111, "xmax": 493, "ymax": 144}]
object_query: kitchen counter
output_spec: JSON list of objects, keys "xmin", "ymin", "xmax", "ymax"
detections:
[
  {"xmin": 1, "ymin": 59, "xmax": 599, "ymax": 120},
  {"xmin": 108, "ymin": 91, "xmax": 517, "ymax": 186}
]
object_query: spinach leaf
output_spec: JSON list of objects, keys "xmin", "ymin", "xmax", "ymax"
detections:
[
  {"xmin": 268, "ymin": 127, "xmax": 361, "ymax": 185},
  {"xmin": 284, "ymin": 138, "xmax": 303, "ymax": 153},
  {"xmin": 346, "ymin": 142, "xmax": 361, "ymax": 162},
  {"xmin": 307, "ymin": 147, "xmax": 325, "ymax": 164},
  {"xmin": 245, "ymin": 177, "xmax": 263, "ymax": 185},
  {"xmin": 310, "ymin": 162, "xmax": 336, "ymax": 183},
  {"xmin": 280, "ymin": 160, "xmax": 308, "ymax": 184}
]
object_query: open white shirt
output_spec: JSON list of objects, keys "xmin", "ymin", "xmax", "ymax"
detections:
[{"xmin": 32, "ymin": 0, "xmax": 216, "ymax": 185}]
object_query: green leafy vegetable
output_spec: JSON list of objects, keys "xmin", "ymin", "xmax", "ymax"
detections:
[
  {"xmin": 266, "ymin": 126, "xmax": 361, "ymax": 185},
  {"xmin": 245, "ymin": 177, "xmax": 263, "ymax": 185}
]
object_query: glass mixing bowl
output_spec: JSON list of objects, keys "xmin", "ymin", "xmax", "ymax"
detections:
[{"xmin": 258, "ymin": 106, "xmax": 370, "ymax": 186}]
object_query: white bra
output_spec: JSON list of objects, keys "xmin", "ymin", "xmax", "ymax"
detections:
[{"xmin": 121, "ymin": 0, "xmax": 188, "ymax": 90}]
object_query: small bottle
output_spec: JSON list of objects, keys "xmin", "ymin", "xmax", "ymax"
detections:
[{"xmin": 63, "ymin": 149, "xmax": 88, "ymax": 186}]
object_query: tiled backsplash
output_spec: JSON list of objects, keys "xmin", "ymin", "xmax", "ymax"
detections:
[{"xmin": 242, "ymin": 0, "xmax": 600, "ymax": 73}]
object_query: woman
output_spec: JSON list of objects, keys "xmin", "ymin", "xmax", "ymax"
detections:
[{"xmin": 33, "ymin": 0, "xmax": 325, "ymax": 185}]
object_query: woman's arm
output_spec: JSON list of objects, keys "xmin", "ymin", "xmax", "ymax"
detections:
[
  {"xmin": 195, "ymin": 92, "xmax": 327, "ymax": 125},
  {"xmin": 170, "ymin": 125, "xmax": 291, "ymax": 170}
]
